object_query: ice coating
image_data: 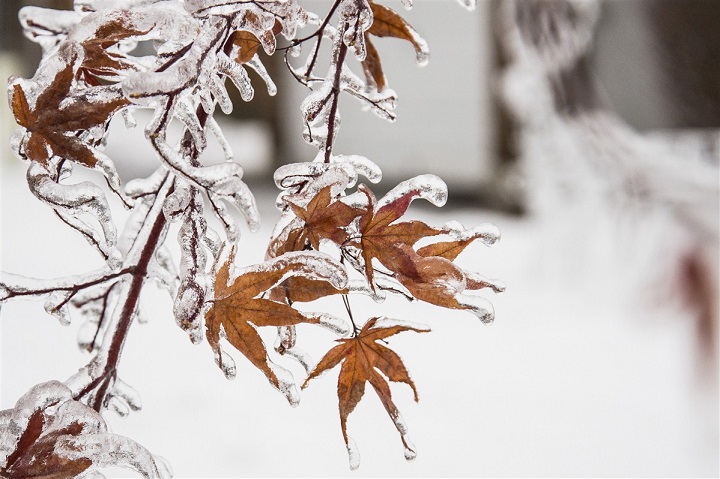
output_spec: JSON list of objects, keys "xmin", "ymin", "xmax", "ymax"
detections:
[
  {"xmin": 402, "ymin": 435, "xmax": 417, "ymax": 461},
  {"xmin": 56, "ymin": 432, "xmax": 171, "ymax": 478},
  {"xmin": 0, "ymin": 381, "xmax": 72, "ymax": 463},
  {"xmin": 245, "ymin": 57, "xmax": 278, "ymax": 96},
  {"xmin": 371, "ymin": 317, "xmax": 430, "ymax": 333},
  {"xmin": 339, "ymin": 0, "xmax": 373, "ymax": 61},
  {"xmin": 109, "ymin": 378, "xmax": 143, "ymax": 412},
  {"xmin": 44, "ymin": 290, "xmax": 73, "ymax": 325},
  {"xmin": 214, "ymin": 348, "xmax": 237, "ymax": 380},
  {"xmin": 217, "ymin": 53, "xmax": 254, "ymax": 102},
  {"xmin": 346, "ymin": 438, "xmax": 360, "ymax": 470},
  {"xmin": 465, "ymin": 270, "xmax": 506, "ymax": 294},
  {"xmin": 442, "ymin": 220, "xmax": 501, "ymax": 246},
  {"xmin": 309, "ymin": 312, "xmax": 352, "ymax": 337},
  {"xmin": 455, "ymin": 294, "xmax": 495, "ymax": 324},
  {"xmin": 206, "ymin": 116, "xmax": 234, "ymax": 161},
  {"xmin": 377, "ymin": 174, "xmax": 448, "ymax": 211},
  {"xmin": 332, "ymin": 154, "xmax": 382, "ymax": 184},
  {"xmin": 268, "ymin": 362, "xmax": 301, "ymax": 407},
  {"xmin": 4, "ymin": 0, "xmax": 494, "ymax": 473},
  {"xmin": 125, "ymin": 167, "xmax": 168, "ymax": 198},
  {"xmin": 19, "ymin": 6, "xmax": 81, "ymax": 52},
  {"xmin": 26, "ymin": 162, "xmax": 118, "ymax": 263}
]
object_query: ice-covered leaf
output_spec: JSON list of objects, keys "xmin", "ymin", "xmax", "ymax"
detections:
[
  {"xmin": 0, "ymin": 381, "xmax": 167, "ymax": 479},
  {"xmin": 303, "ymin": 316, "xmax": 429, "ymax": 469},
  {"xmin": 367, "ymin": 1, "xmax": 429, "ymax": 66},
  {"xmin": 355, "ymin": 181, "xmax": 445, "ymax": 287},
  {"xmin": 273, "ymin": 185, "xmax": 365, "ymax": 254},
  {"xmin": 206, "ymin": 249, "xmax": 348, "ymax": 403}
]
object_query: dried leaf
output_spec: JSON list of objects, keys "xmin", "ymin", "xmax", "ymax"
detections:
[
  {"xmin": 356, "ymin": 185, "xmax": 442, "ymax": 286},
  {"xmin": 285, "ymin": 185, "xmax": 365, "ymax": 251},
  {"xmin": 229, "ymin": 30, "xmax": 262, "ymax": 64},
  {"xmin": 360, "ymin": 34, "xmax": 386, "ymax": 91},
  {"xmin": 303, "ymin": 317, "xmax": 428, "ymax": 468},
  {"xmin": 11, "ymin": 59, "xmax": 127, "ymax": 168},
  {"xmin": 367, "ymin": 1, "xmax": 429, "ymax": 64},
  {"xmin": 206, "ymin": 249, "xmax": 348, "ymax": 395}
]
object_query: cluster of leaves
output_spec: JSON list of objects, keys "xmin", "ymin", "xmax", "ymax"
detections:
[{"xmin": 1, "ymin": 0, "xmax": 500, "ymax": 475}]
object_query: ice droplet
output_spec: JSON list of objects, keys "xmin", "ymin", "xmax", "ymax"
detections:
[
  {"xmin": 402, "ymin": 435, "xmax": 417, "ymax": 461},
  {"xmin": 456, "ymin": 294, "xmax": 495, "ymax": 324},
  {"xmin": 347, "ymin": 438, "xmax": 360, "ymax": 470},
  {"xmin": 214, "ymin": 349, "xmax": 237, "ymax": 380}
]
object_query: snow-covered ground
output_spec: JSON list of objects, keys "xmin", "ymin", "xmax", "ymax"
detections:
[{"xmin": 2, "ymin": 152, "xmax": 718, "ymax": 477}]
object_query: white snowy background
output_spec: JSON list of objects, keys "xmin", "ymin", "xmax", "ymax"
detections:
[
  {"xmin": 1, "ymin": 0, "xmax": 719, "ymax": 477},
  {"xmin": 2, "ymin": 152, "xmax": 718, "ymax": 477}
]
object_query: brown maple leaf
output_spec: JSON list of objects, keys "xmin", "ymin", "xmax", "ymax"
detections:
[
  {"xmin": 79, "ymin": 14, "xmax": 152, "ymax": 80},
  {"xmin": 287, "ymin": 185, "xmax": 366, "ymax": 251},
  {"xmin": 206, "ymin": 249, "xmax": 348, "ymax": 401},
  {"xmin": 361, "ymin": 34, "xmax": 387, "ymax": 91},
  {"xmin": 355, "ymin": 184, "xmax": 442, "ymax": 287},
  {"xmin": 360, "ymin": 0, "xmax": 429, "ymax": 89},
  {"xmin": 302, "ymin": 316, "xmax": 429, "ymax": 469},
  {"xmin": 10, "ymin": 47, "xmax": 128, "ymax": 168}
]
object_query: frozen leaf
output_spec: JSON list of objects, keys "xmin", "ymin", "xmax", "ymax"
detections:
[
  {"xmin": 9, "ymin": 48, "xmax": 128, "ymax": 200},
  {"xmin": 0, "ymin": 381, "xmax": 167, "ymax": 479},
  {"xmin": 303, "ymin": 317, "xmax": 429, "ymax": 469},
  {"xmin": 367, "ymin": 1, "xmax": 429, "ymax": 66},
  {"xmin": 355, "ymin": 182, "xmax": 444, "ymax": 287},
  {"xmin": 206, "ymin": 250, "xmax": 348, "ymax": 403},
  {"xmin": 278, "ymin": 185, "xmax": 365, "ymax": 252}
]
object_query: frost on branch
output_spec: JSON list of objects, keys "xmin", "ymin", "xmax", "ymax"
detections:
[{"xmin": 4, "ymin": 0, "xmax": 500, "ymax": 474}]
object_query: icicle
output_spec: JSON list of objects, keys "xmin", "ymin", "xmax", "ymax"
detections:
[
  {"xmin": 402, "ymin": 435, "xmax": 417, "ymax": 461},
  {"xmin": 206, "ymin": 116, "xmax": 234, "ymax": 161},
  {"xmin": 121, "ymin": 108, "xmax": 137, "ymax": 129},
  {"xmin": 105, "ymin": 396, "xmax": 130, "ymax": 417},
  {"xmin": 214, "ymin": 348, "xmax": 237, "ymax": 380},
  {"xmin": 109, "ymin": 378, "xmax": 142, "ymax": 412},
  {"xmin": 27, "ymin": 162, "xmax": 118, "ymax": 260},
  {"xmin": 378, "ymin": 174, "xmax": 448, "ymax": 210},
  {"xmin": 268, "ymin": 363, "xmax": 300, "ymax": 407},
  {"xmin": 346, "ymin": 438, "xmax": 360, "ymax": 470},
  {"xmin": 442, "ymin": 220, "xmax": 501, "ymax": 246},
  {"xmin": 246, "ymin": 57, "xmax": 277, "ymax": 96},
  {"xmin": 175, "ymin": 96, "xmax": 207, "ymax": 152},
  {"xmin": 217, "ymin": 53, "xmax": 254, "ymax": 102},
  {"xmin": 207, "ymin": 75, "xmax": 233, "ymax": 114},
  {"xmin": 455, "ymin": 294, "xmax": 495, "ymax": 324}
]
